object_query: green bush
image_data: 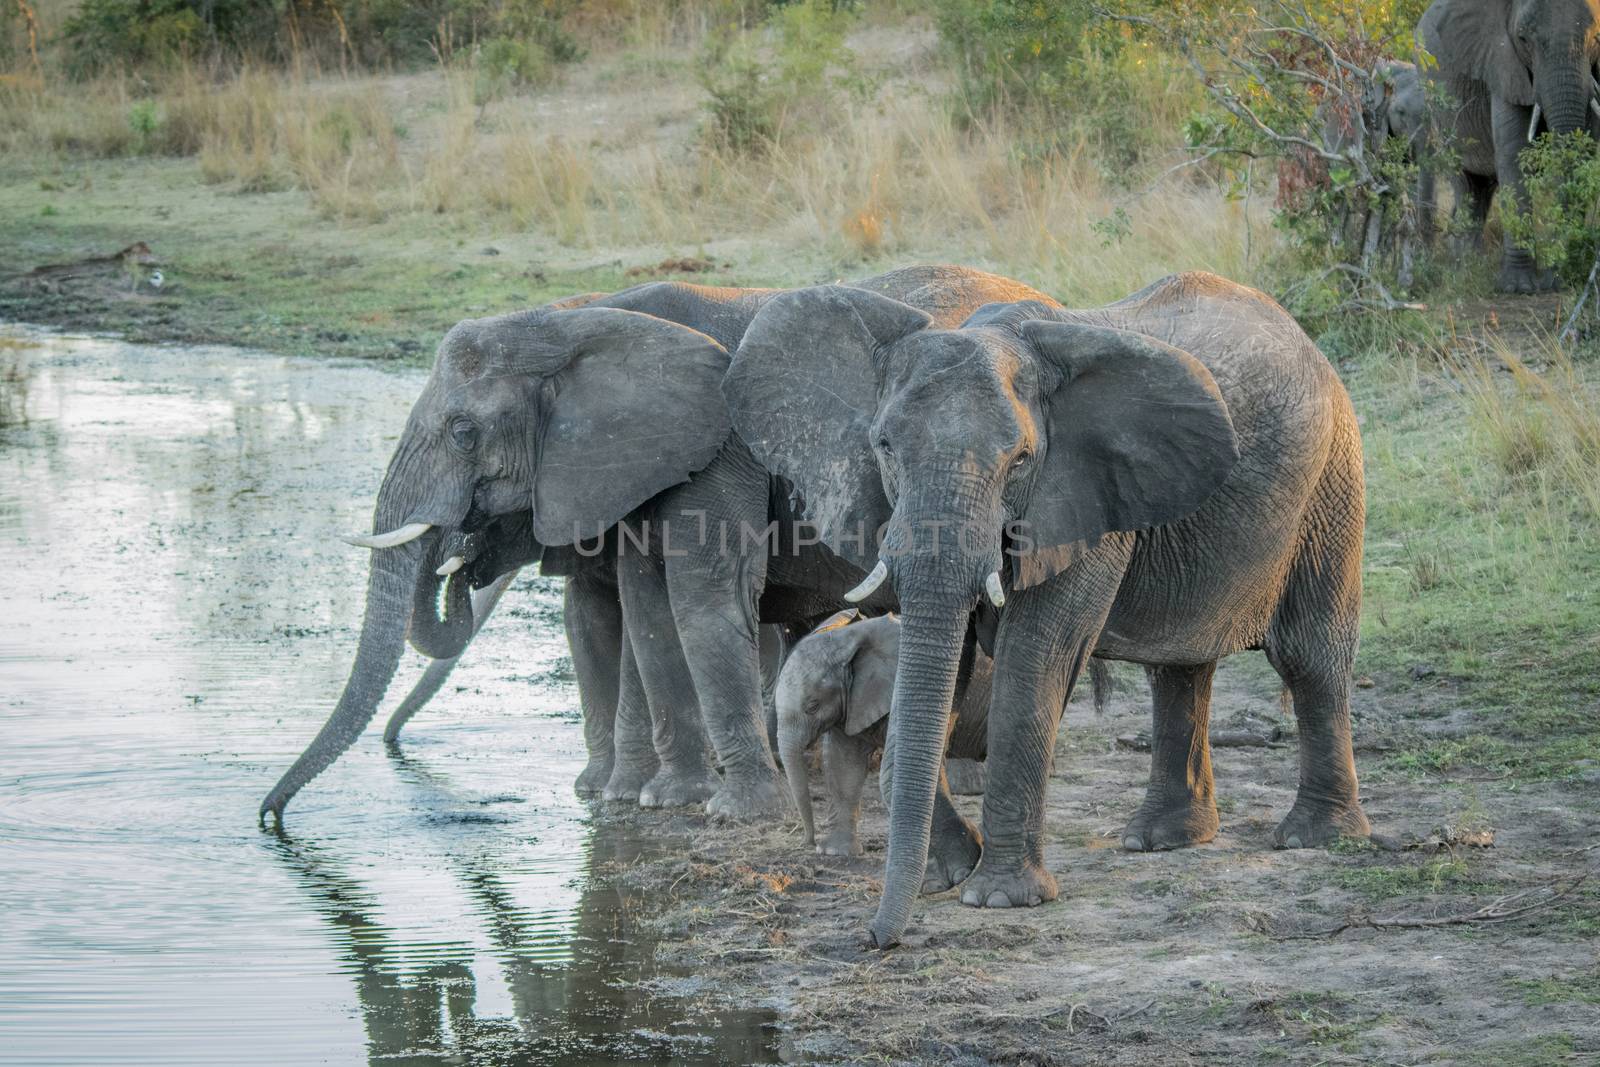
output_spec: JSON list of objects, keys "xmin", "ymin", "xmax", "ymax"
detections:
[
  {"xmin": 698, "ymin": 0, "xmax": 860, "ymax": 154},
  {"xmin": 1503, "ymin": 131, "xmax": 1600, "ymax": 289}
]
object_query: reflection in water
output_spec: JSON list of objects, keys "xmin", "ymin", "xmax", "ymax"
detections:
[
  {"xmin": 0, "ymin": 325, "xmax": 778, "ymax": 1066},
  {"xmin": 269, "ymin": 789, "xmax": 778, "ymax": 1065}
]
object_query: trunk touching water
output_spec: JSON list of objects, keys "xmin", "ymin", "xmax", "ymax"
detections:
[
  {"xmin": 259, "ymin": 538, "xmax": 423, "ymax": 825},
  {"xmin": 779, "ymin": 719, "xmax": 817, "ymax": 846}
]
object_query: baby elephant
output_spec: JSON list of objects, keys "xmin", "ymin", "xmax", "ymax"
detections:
[{"xmin": 775, "ymin": 612, "xmax": 992, "ymax": 857}]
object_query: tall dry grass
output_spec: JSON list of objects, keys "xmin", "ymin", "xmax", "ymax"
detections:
[
  {"xmin": 0, "ymin": 24, "xmax": 1270, "ymax": 301},
  {"xmin": 1455, "ymin": 338, "xmax": 1600, "ymax": 522}
]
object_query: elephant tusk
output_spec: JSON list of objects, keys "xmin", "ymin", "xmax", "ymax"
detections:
[
  {"xmin": 984, "ymin": 571, "xmax": 1006, "ymax": 609},
  {"xmin": 842, "ymin": 560, "xmax": 888, "ymax": 604},
  {"xmin": 1590, "ymin": 98, "xmax": 1600, "ymax": 123},
  {"xmin": 1527, "ymin": 102, "xmax": 1541, "ymax": 143},
  {"xmin": 436, "ymin": 554, "xmax": 465, "ymax": 577},
  {"xmin": 342, "ymin": 522, "xmax": 432, "ymax": 549}
]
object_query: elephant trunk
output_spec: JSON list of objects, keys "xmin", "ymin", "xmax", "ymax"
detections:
[
  {"xmin": 868, "ymin": 486, "xmax": 996, "ymax": 947},
  {"xmin": 384, "ymin": 571, "xmax": 517, "ymax": 743},
  {"xmin": 869, "ymin": 596, "xmax": 971, "ymax": 948},
  {"xmin": 778, "ymin": 717, "xmax": 816, "ymax": 847},
  {"xmin": 260, "ymin": 535, "xmax": 423, "ymax": 825},
  {"xmin": 1536, "ymin": 52, "xmax": 1593, "ymax": 136},
  {"xmin": 405, "ymin": 541, "xmax": 476, "ymax": 660}
]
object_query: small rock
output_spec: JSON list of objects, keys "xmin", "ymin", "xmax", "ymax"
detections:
[
  {"xmin": 482, "ymin": 246, "xmax": 500, "ymax": 256},
  {"xmin": 1409, "ymin": 662, "xmax": 1437, "ymax": 680},
  {"xmin": 1355, "ymin": 675, "xmax": 1375, "ymax": 688}
]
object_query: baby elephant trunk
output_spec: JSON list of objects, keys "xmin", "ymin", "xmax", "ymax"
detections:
[{"xmin": 778, "ymin": 719, "xmax": 816, "ymax": 846}]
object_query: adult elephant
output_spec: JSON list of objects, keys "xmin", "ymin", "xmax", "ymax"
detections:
[
  {"xmin": 1419, "ymin": 0, "xmax": 1600, "ymax": 291},
  {"xmin": 725, "ymin": 272, "xmax": 1371, "ymax": 947},
  {"xmin": 258, "ymin": 266, "xmax": 1057, "ymax": 825}
]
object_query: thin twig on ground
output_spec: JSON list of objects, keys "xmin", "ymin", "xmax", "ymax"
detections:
[{"xmin": 1274, "ymin": 871, "xmax": 1591, "ymax": 939}]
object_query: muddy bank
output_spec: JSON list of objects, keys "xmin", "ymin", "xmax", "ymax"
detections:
[{"xmin": 601, "ymin": 666, "xmax": 1600, "ymax": 1065}]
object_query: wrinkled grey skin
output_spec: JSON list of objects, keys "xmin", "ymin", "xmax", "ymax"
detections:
[
  {"xmin": 598, "ymin": 267, "xmax": 1059, "ymax": 821},
  {"xmin": 260, "ymin": 266, "xmax": 1057, "ymax": 825},
  {"xmin": 726, "ymin": 272, "xmax": 1370, "ymax": 947},
  {"xmin": 1419, "ymin": 0, "xmax": 1600, "ymax": 291},
  {"xmin": 776, "ymin": 613, "xmax": 991, "ymax": 861},
  {"xmin": 1322, "ymin": 60, "xmax": 1433, "ymax": 243}
]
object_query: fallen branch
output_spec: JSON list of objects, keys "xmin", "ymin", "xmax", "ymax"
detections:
[
  {"xmin": 1274, "ymin": 872, "xmax": 1590, "ymax": 939},
  {"xmin": 1559, "ymin": 244, "xmax": 1600, "ymax": 343}
]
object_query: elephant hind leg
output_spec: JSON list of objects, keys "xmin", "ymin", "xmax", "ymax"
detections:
[
  {"xmin": 1263, "ymin": 435, "xmax": 1370, "ymax": 849},
  {"xmin": 1121, "ymin": 661, "xmax": 1220, "ymax": 852}
]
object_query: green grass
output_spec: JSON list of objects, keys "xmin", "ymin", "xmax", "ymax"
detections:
[
  {"xmin": 0, "ymin": 155, "xmax": 746, "ymax": 362},
  {"xmin": 1340, "ymin": 314, "xmax": 1600, "ymax": 784},
  {"xmin": 1506, "ymin": 970, "xmax": 1600, "ymax": 1006},
  {"xmin": 1329, "ymin": 855, "xmax": 1483, "ymax": 899}
]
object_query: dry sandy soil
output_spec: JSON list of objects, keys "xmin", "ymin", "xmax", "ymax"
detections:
[{"xmin": 598, "ymin": 658, "xmax": 1599, "ymax": 1066}]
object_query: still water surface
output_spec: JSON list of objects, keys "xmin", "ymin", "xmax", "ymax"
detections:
[{"xmin": 0, "ymin": 326, "xmax": 779, "ymax": 1065}]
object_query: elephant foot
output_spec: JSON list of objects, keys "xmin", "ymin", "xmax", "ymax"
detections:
[
  {"xmin": 1121, "ymin": 794, "xmax": 1219, "ymax": 852},
  {"xmin": 705, "ymin": 767, "xmax": 786, "ymax": 822},
  {"xmin": 601, "ymin": 758, "xmax": 657, "ymax": 804},
  {"xmin": 574, "ymin": 755, "xmax": 615, "ymax": 797},
  {"xmin": 638, "ymin": 765, "xmax": 720, "ymax": 809},
  {"xmin": 957, "ymin": 857, "xmax": 1057, "ymax": 909},
  {"xmin": 922, "ymin": 818, "xmax": 982, "ymax": 894},
  {"xmin": 1273, "ymin": 795, "xmax": 1370, "ymax": 849},
  {"xmin": 1497, "ymin": 259, "xmax": 1556, "ymax": 293},
  {"xmin": 816, "ymin": 826, "xmax": 861, "ymax": 857},
  {"xmin": 944, "ymin": 758, "xmax": 986, "ymax": 796}
]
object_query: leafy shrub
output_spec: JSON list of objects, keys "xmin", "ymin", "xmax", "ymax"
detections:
[
  {"xmin": 698, "ymin": 0, "xmax": 860, "ymax": 154},
  {"xmin": 1502, "ymin": 132, "xmax": 1600, "ymax": 289}
]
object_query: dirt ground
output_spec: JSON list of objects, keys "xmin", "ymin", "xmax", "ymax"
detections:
[{"xmin": 597, "ymin": 658, "xmax": 1600, "ymax": 1066}]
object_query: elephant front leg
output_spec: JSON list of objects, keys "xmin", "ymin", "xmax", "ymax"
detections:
[
  {"xmin": 960, "ymin": 553, "xmax": 1125, "ymax": 910},
  {"xmin": 1122, "ymin": 662, "xmax": 1221, "ymax": 851},
  {"xmin": 564, "ymin": 574, "xmax": 620, "ymax": 796},
  {"xmin": 660, "ymin": 495, "xmax": 784, "ymax": 822},
  {"xmin": 601, "ymin": 629, "xmax": 659, "ymax": 802},
  {"xmin": 616, "ymin": 547, "xmax": 719, "ymax": 809},
  {"xmin": 817, "ymin": 729, "xmax": 870, "ymax": 857},
  {"xmin": 1491, "ymin": 97, "xmax": 1557, "ymax": 293}
]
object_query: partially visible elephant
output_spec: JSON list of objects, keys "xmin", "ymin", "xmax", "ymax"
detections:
[
  {"xmin": 775, "ymin": 611, "xmax": 991, "ymax": 858},
  {"xmin": 259, "ymin": 266, "xmax": 1058, "ymax": 825},
  {"xmin": 726, "ymin": 271, "xmax": 1371, "ymax": 947},
  {"xmin": 1419, "ymin": 0, "xmax": 1600, "ymax": 291}
]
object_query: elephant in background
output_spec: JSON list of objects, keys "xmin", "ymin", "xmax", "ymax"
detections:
[
  {"xmin": 260, "ymin": 266, "xmax": 1059, "ymax": 825},
  {"xmin": 1419, "ymin": 0, "xmax": 1600, "ymax": 291},
  {"xmin": 726, "ymin": 271, "xmax": 1371, "ymax": 947}
]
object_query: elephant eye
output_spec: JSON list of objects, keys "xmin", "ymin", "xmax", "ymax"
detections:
[
  {"xmin": 1012, "ymin": 447, "xmax": 1033, "ymax": 469},
  {"xmin": 876, "ymin": 437, "xmax": 893, "ymax": 457},
  {"xmin": 450, "ymin": 419, "xmax": 479, "ymax": 452}
]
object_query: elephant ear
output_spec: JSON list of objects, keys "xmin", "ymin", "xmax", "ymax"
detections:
[
  {"xmin": 724, "ymin": 285, "xmax": 934, "ymax": 570},
  {"xmin": 1012, "ymin": 320, "xmax": 1239, "ymax": 589},
  {"xmin": 833, "ymin": 620, "xmax": 894, "ymax": 738},
  {"xmin": 1418, "ymin": 0, "xmax": 1533, "ymax": 106},
  {"xmin": 485, "ymin": 307, "xmax": 733, "ymax": 546}
]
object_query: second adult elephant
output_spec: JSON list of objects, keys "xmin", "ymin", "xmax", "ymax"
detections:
[
  {"xmin": 726, "ymin": 271, "xmax": 1372, "ymax": 947},
  {"xmin": 259, "ymin": 266, "xmax": 1059, "ymax": 824},
  {"xmin": 1419, "ymin": 0, "xmax": 1600, "ymax": 291}
]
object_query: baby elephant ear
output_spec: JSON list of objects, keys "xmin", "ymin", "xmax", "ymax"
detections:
[
  {"xmin": 1013, "ymin": 320, "xmax": 1240, "ymax": 589},
  {"xmin": 517, "ymin": 307, "xmax": 733, "ymax": 546},
  {"xmin": 724, "ymin": 285, "xmax": 933, "ymax": 569}
]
